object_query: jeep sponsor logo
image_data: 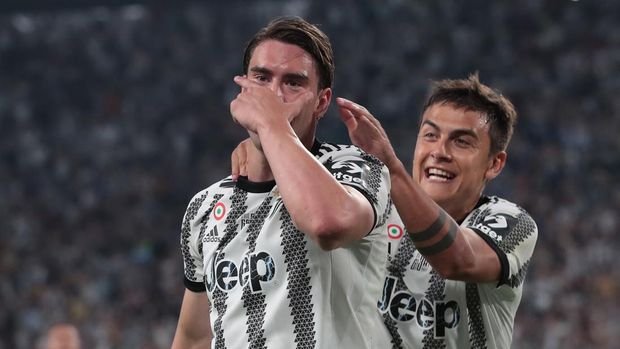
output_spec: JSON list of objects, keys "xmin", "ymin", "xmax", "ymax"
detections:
[
  {"xmin": 378, "ymin": 276, "xmax": 460, "ymax": 337},
  {"xmin": 206, "ymin": 250, "xmax": 276, "ymax": 293}
]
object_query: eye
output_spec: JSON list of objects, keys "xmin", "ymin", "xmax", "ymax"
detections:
[
  {"xmin": 284, "ymin": 79, "xmax": 304, "ymax": 90},
  {"xmin": 454, "ymin": 137, "xmax": 472, "ymax": 147},
  {"xmin": 422, "ymin": 131, "xmax": 437, "ymax": 140},
  {"xmin": 252, "ymin": 73, "xmax": 269, "ymax": 83}
]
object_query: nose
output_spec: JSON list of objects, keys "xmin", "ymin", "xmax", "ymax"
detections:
[
  {"xmin": 268, "ymin": 80, "xmax": 284, "ymax": 98},
  {"xmin": 430, "ymin": 141, "xmax": 452, "ymax": 162}
]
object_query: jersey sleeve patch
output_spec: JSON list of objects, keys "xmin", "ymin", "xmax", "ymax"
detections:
[
  {"xmin": 323, "ymin": 155, "xmax": 378, "ymax": 203},
  {"xmin": 470, "ymin": 213, "xmax": 517, "ymax": 244}
]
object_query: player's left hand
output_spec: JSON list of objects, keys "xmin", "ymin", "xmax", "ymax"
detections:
[
  {"xmin": 231, "ymin": 138, "xmax": 251, "ymax": 181},
  {"xmin": 230, "ymin": 76, "xmax": 313, "ymax": 134},
  {"xmin": 336, "ymin": 97, "xmax": 400, "ymax": 169}
]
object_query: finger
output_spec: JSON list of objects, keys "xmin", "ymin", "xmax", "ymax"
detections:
[
  {"xmin": 336, "ymin": 97, "xmax": 385, "ymax": 130},
  {"xmin": 238, "ymin": 141, "xmax": 248, "ymax": 178},
  {"xmin": 239, "ymin": 157, "xmax": 248, "ymax": 177},
  {"xmin": 231, "ymin": 148, "xmax": 240, "ymax": 181},
  {"xmin": 231, "ymin": 140, "xmax": 250, "ymax": 180},
  {"xmin": 337, "ymin": 104, "xmax": 358, "ymax": 131},
  {"xmin": 233, "ymin": 75, "xmax": 257, "ymax": 89},
  {"xmin": 336, "ymin": 97, "xmax": 368, "ymax": 117}
]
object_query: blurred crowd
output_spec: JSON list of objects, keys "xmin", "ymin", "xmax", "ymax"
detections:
[{"xmin": 0, "ymin": 0, "xmax": 618, "ymax": 348}]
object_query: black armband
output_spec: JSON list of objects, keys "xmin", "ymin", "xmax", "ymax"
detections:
[
  {"xmin": 416, "ymin": 219, "xmax": 458, "ymax": 256},
  {"xmin": 410, "ymin": 210, "xmax": 447, "ymax": 242}
]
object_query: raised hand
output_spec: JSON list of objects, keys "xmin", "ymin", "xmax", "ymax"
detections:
[
  {"xmin": 336, "ymin": 97, "xmax": 400, "ymax": 169},
  {"xmin": 230, "ymin": 76, "xmax": 313, "ymax": 134}
]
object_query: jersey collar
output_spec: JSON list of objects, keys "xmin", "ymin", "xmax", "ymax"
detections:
[{"xmin": 235, "ymin": 139, "xmax": 323, "ymax": 193}]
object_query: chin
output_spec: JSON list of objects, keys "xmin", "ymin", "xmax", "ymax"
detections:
[{"xmin": 423, "ymin": 185, "xmax": 455, "ymax": 204}]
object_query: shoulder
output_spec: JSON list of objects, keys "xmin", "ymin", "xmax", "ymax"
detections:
[
  {"xmin": 314, "ymin": 141, "xmax": 382, "ymax": 170},
  {"xmin": 314, "ymin": 142, "xmax": 382, "ymax": 164},
  {"xmin": 468, "ymin": 196, "xmax": 538, "ymax": 246},
  {"xmin": 476, "ymin": 196, "xmax": 536, "ymax": 225},
  {"xmin": 184, "ymin": 176, "xmax": 236, "ymax": 213}
]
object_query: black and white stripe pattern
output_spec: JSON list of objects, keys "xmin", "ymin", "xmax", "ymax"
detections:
[
  {"xmin": 466, "ymin": 283, "xmax": 486, "ymax": 349},
  {"xmin": 280, "ymin": 208, "xmax": 316, "ymax": 348},
  {"xmin": 420, "ymin": 271, "xmax": 447, "ymax": 349},
  {"xmin": 242, "ymin": 196, "xmax": 274, "ymax": 349},
  {"xmin": 383, "ymin": 235, "xmax": 416, "ymax": 349},
  {"xmin": 198, "ymin": 194, "xmax": 224, "ymax": 261},
  {"xmin": 181, "ymin": 191, "xmax": 209, "ymax": 281},
  {"xmin": 360, "ymin": 153, "xmax": 384, "ymax": 206},
  {"xmin": 212, "ymin": 187, "xmax": 248, "ymax": 349}
]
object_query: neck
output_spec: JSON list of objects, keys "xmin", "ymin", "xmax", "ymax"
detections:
[{"xmin": 444, "ymin": 195, "xmax": 481, "ymax": 223}]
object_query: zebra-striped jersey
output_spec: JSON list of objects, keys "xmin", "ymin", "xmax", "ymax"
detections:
[
  {"xmin": 181, "ymin": 141, "xmax": 395, "ymax": 348},
  {"xmin": 377, "ymin": 196, "xmax": 538, "ymax": 349}
]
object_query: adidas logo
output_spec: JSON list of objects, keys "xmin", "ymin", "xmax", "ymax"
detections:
[{"xmin": 204, "ymin": 226, "xmax": 221, "ymax": 243}]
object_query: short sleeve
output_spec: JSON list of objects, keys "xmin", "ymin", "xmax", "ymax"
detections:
[
  {"xmin": 317, "ymin": 144, "xmax": 391, "ymax": 231},
  {"xmin": 180, "ymin": 190, "xmax": 210, "ymax": 292},
  {"xmin": 468, "ymin": 201, "xmax": 538, "ymax": 288}
]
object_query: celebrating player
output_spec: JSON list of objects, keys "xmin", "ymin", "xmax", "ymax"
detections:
[
  {"xmin": 337, "ymin": 74, "xmax": 538, "ymax": 348},
  {"xmin": 172, "ymin": 17, "xmax": 395, "ymax": 348}
]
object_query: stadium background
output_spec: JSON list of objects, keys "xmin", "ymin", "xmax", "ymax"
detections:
[{"xmin": 1, "ymin": 0, "xmax": 618, "ymax": 348}]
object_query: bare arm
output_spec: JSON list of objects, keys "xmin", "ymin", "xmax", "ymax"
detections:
[
  {"xmin": 230, "ymin": 77, "xmax": 375, "ymax": 250},
  {"xmin": 337, "ymin": 97, "xmax": 500, "ymax": 282},
  {"xmin": 171, "ymin": 290, "xmax": 212, "ymax": 349}
]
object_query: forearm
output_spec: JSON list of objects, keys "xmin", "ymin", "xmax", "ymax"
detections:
[
  {"xmin": 172, "ymin": 290, "xmax": 212, "ymax": 349},
  {"xmin": 171, "ymin": 335, "xmax": 211, "ymax": 349},
  {"xmin": 258, "ymin": 124, "xmax": 373, "ymax": 250},
  {"xmin": 388, "ymin": 163, "xmax": 480, "ymax": 280}
]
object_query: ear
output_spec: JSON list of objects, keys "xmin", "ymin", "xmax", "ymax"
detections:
[
  {"xmin": 485, "ymin": 151, "xmax": 507, "ymax": 181},
  {"xmin": 313, "ymin": 88, "xmax": 332, "ymax": 120}
]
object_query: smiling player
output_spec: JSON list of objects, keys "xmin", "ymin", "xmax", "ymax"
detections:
[{"xmin": 337, "ymin": 74, "xmax": 538, "ymax": 348}]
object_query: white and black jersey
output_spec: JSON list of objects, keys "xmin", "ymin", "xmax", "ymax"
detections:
[
  {"xmin": 377, "ymin": 196, "xmax": 538, "ymax": 349},
  {"xmin": 181, "ymin": 141, "xmax": 395, "ymax": 349}
]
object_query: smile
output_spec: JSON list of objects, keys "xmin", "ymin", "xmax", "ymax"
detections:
[{"xmin": 425, "ymin": 167, "xmax": 456, "ymax": 182}]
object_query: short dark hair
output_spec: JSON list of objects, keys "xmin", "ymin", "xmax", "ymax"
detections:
[
  {"xmin": 242, "ymin": 16, "xmax": 334, "ymax": 90},
  {"xmin": 423, "ymin": 73, "xmax": 517, "ymax": 154}
]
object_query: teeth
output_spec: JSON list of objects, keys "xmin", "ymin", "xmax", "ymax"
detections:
[{"xmin": 428, "ymin": 168, "xmax": 454, "ymax": 179}]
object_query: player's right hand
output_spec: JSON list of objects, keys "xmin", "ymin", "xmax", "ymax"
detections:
[{"xmin": 336, "ymin": 97, "xmax": 400, "ymax": 170}]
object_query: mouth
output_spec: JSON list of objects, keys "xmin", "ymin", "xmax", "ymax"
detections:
[{"xmin": 424, "ymin": 167, "xmax": 456, "ymax": 182}]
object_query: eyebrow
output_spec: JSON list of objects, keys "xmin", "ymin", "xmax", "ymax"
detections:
[
  {"xmin": 421, "ymin": 119, "xmax": 479, "ymax": 139},
  {"xmin": 249, "ymin": 66, "xmax": 309, "ymax": 82}
]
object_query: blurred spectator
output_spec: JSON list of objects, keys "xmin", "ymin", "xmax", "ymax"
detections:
[{"xmin": 41, "ymin": 323, "xmax": 81, "ymax": 349}]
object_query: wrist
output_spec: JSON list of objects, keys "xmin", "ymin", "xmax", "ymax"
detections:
[
  {"xmin": 388, "ymin": 161, "xmax": 410, "ymax": 182},
  {"xmin": 383, "ymin": 153, "xmax": 404, "ymax": 173},
  {"xmin": 257, "ymin": 120, "xmax": 297, "ymax": 145}
]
